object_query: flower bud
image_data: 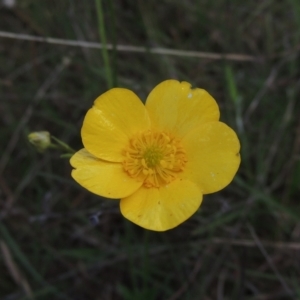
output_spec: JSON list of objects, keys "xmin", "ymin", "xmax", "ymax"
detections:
[{"xmin": 28, "ymin": 131, "xmax": 51, "ymax": 152}]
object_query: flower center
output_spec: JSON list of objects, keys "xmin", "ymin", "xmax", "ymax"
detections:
[{"xmin": 122, "ymin": 130, "xmax": 187, "ymax": 188}]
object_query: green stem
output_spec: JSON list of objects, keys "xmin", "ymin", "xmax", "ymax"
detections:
[
  {"xmin": 108, "ymin": 0, "xmax": 118, "ymax": 86},
  {"xmin": 51, "ymin": 136, "xmax": 76, "ymax": 154},
  {"xmin": 95, "ymin": 0, "xmax": 113, "ymax": 89}
]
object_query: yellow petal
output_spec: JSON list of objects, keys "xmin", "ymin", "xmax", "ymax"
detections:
[
  {"xmin": 182, "ymin": 122, "xmax": 241, "ymax": 194},
  {"xmin": 145, "ymin": 80, "xmax": 220, "ymax": 137},
  {"xmin": 120, "ymin": 179, "xmax": 202, "ymax": 231},
  {"xmin": 82, "ymin": 88, "xmax": 150, "ymax": 162},
  {"xmin": 70, "ymin": 149, "xmax": 142, "ymax": 198}
]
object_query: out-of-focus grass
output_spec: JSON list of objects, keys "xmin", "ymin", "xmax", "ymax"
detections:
[{"xmin": 0, "ymin": 1, "xmax": 299, "ymax": 299}]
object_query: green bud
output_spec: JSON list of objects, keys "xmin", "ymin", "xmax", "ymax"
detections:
[{"xmin": 28, "ymin": 131, "xmax": 51, "ymax": 152}]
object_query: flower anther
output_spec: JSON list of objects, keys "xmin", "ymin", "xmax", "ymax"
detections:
[{"xmin": 123, "ymin": 130, "xmax": 187, "ymax": 188}]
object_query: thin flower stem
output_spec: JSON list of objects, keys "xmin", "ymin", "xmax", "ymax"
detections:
[
  {"xmin": 95, "ymin": 0, "xmax": 113, "ymax": 89},
  {"xmin": 51, "ymin": 136, "xmax": 76, "ymax": 154}
]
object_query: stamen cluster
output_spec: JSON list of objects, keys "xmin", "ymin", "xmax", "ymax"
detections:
[{"xmin": 123, "ymin": 130, "xmax": 187, "ymax": 188}]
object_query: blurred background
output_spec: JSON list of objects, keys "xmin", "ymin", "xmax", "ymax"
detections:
[{"xmin": 1, "ymin": 0, "xmax": 300, "ymax": 299}]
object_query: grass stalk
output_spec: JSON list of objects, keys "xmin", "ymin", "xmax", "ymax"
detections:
[{"xmin": 95, "ymin": 0, "xmax": 113, "ymax": 88}]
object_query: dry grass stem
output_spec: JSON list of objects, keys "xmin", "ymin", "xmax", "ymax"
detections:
[{"xmin": 0, "ymin": 31, "xmax": 260, "ymax": 62}]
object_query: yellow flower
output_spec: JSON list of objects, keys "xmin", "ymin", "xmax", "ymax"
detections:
[{"xmin": 70, "ymin": 80, "xmax": 241, "ymax": 231}]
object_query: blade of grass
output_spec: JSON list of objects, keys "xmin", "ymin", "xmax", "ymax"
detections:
[
  {"xmin": 107, "ymin": 1, "xmax": 118, "ymax": 86},
  {"xmin": 235, "ymin": 176, "xmax": 300, "ymax": 221},
  {"xmin": 0, "ymin": 222, "xmax": 69, "ymax": 299},
  {"xmin": 0, "ymin": 240, "xmax": 33, "ymax": 298},
  {"xmin": 95, "ymin": 0, "xmax": 113, "ymax": 89},
  {"xmin": 192, "ymin": 206, "xmax": 245, "ymax": 235},
  {"xmin": 224, "ymin": 64, "xmax": 244, "ymax": 134},
  {"xmin": 247, "ymin": 223, "xmax": 294, "ymax": 298},
  {"xmin": 289, "ymin": 0, "xmax": 300, "ymax": 40}
]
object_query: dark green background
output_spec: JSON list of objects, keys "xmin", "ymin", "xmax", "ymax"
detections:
[{"xmin": 1, "ymin": 1, "xmax": 300, "ymax": 299}]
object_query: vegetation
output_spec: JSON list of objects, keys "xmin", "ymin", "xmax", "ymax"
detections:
[{"xmin": 0, "ymin": 1, "xmax": 299, "ymax": 299}]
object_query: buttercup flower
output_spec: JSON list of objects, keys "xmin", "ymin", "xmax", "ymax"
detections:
[{"xmin": 70, "ymin": 80, "xmax": 241, "ymax": 231}]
